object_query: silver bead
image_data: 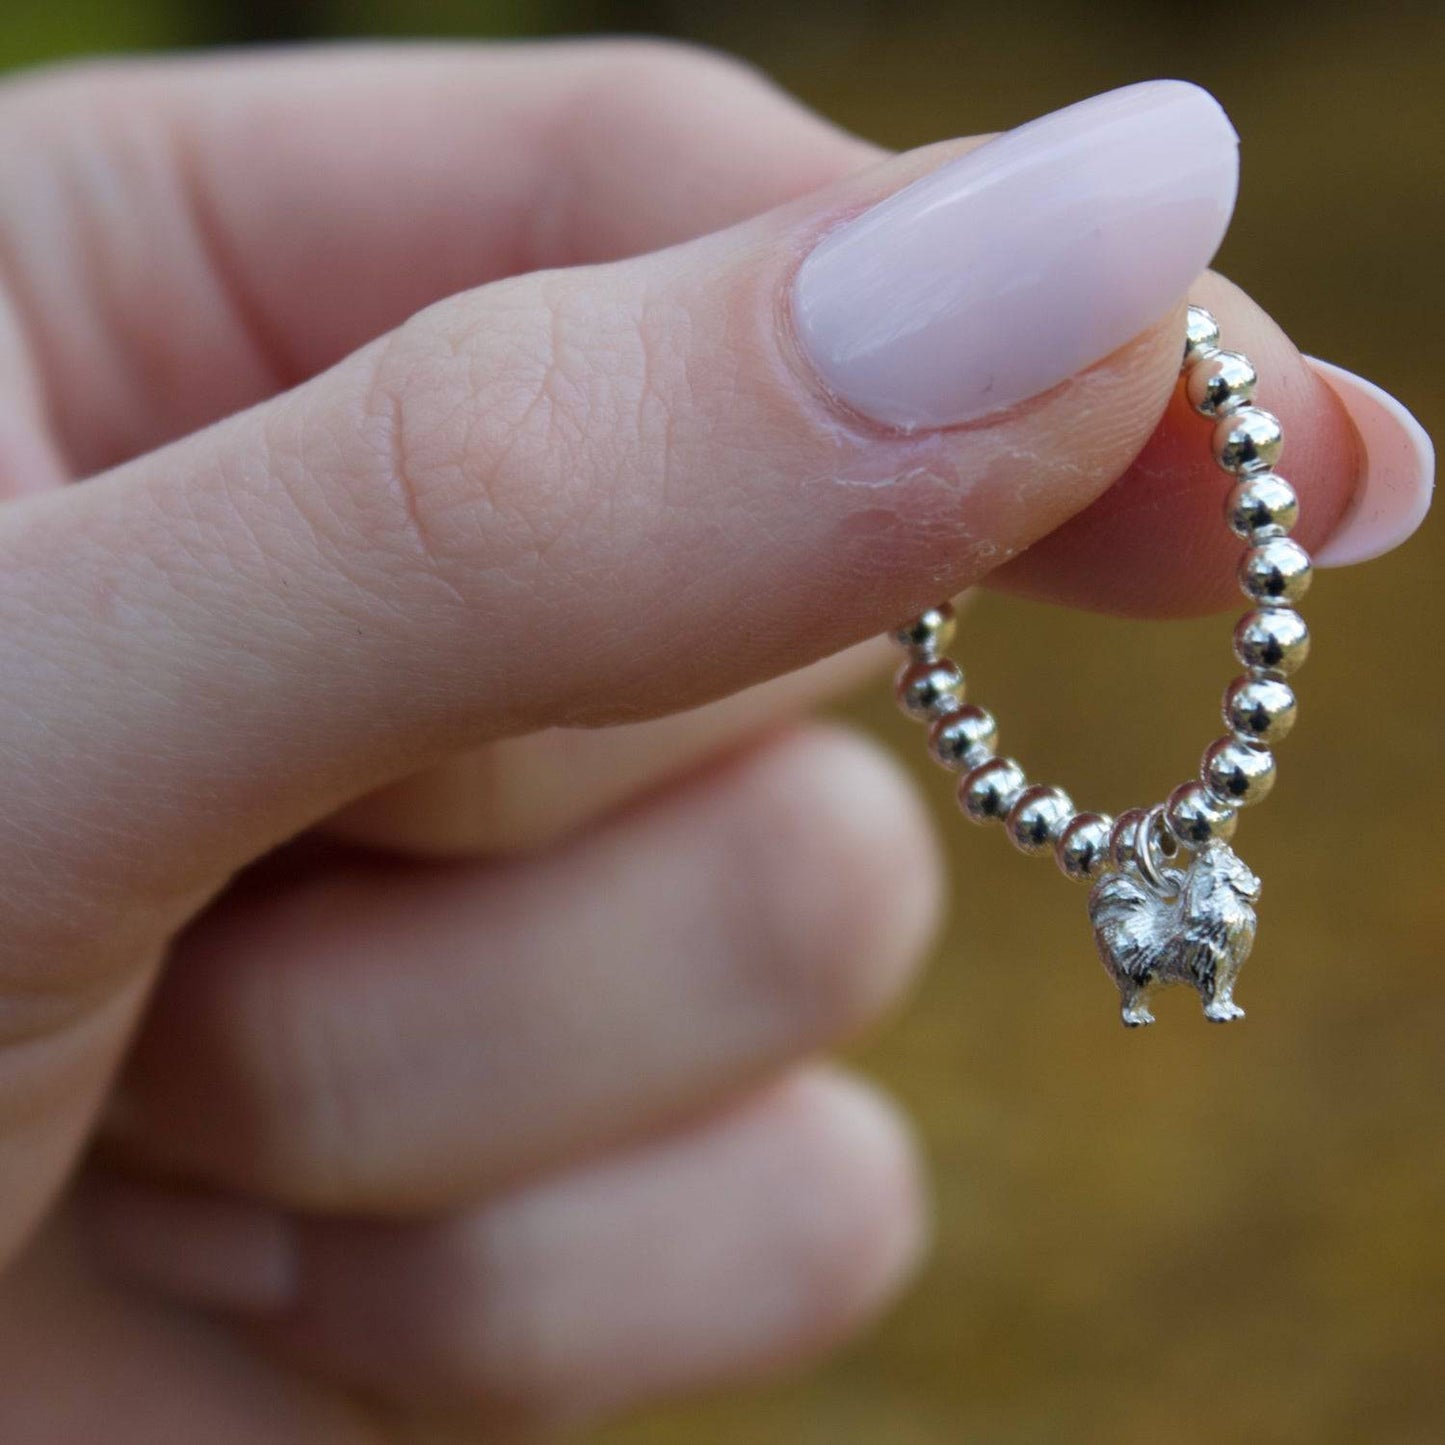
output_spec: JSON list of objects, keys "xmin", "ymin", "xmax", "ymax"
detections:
[
  {"xmin": 1186, "ymin": 350, "xmax": 1257, "ymax": 416},
  {"xmin": 1006, "ymin": 785, "xmax": 1075, "ymax": 856},
  {"xmin": 1223, "ymin": 675, "xmax": 1297, "ymax": 746},
  {"xmin": 1056, "ymin": 812, "xmax": 1114, "ymax": 882},
  {"xmin": 928, "ymin": 704, "xmax": 997, "ymax": 771},
  {"xmin": 894, "ymin": 658, "xmax": 964, "ymax": 720},
  {"xmin": 1225, "ymin": 473, "xmax": 1298, "ymax": 541},
  {"xmin": 1213, "ymin": 407, "xmax": 1283, "ymax": 474},
  {"xmin": 959, "ymin": 756, "xmax": 1027, "ymax": 825},
  {"xmin": 1166, "ymin": 780, "xmax": 1238, "ymax": 847},
  {"xmin": 1202, "ymin": 737, "xmax": 1276, "ymax": 807},
  {"xmin": 890, "ymin": 603, "xmax": 955, "ymax": 657},
  {"xmin": 1234, "ymin": 607, "xmax": 1310, "ymax": 676},
  {"xmin": 1240, "ymin": 537, "xmax": 1312, "ymax": 606},
  {"xmin": 1183, "ymin": 306, "xmax": 1221, "ymax": 365},
  {"xmin": 1109, "ymin": 808, "xmax": 1148, "ymax": 873}
]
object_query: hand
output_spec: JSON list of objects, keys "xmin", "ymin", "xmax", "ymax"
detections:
[{"xmin": 0, "ymin": 42, "xmax": 1426, "ymax": 1440}]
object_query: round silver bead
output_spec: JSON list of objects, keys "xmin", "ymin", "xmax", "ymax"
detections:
[
  {"xmin": 1234, "ymin": 607, "xmax": 1310, "ymax": 676},
  {"xmin": 928, "ymin": 704, "xmax": 997, "ymax": 771},
  {"xmin": 1202, "ymin": 736, "xmax": 1276, "ymax": 807},
  {"xmin": 1183, "ymin": 306, "xmax": 1221, "ymax": 365},
  {"xmin": 1226, "ymin": 473, "xmax": 1298, "ymax": 541},
  {"xmin": 890, "ymin": 603, "xmax": 956, "ymax": 658},
  {"xmin": 1239, "ymin": 537, "xmax": 1312, "ymax": 607},
  {"xmin": 1186, "ymin": 350, "xmax": 1257, "ymax": 417},
  {"xmin": 959, "ymin": 756, "xmax": 1027, "ymax": 825},
  {"xmin": 1056, "ymin": 812, "xmax": 1114, "ymax": 882},
  {"xmin": 1165, "ymin": 781, "xmax": 1238, "ymax": 848},
  {"xmin": 1223, "ymin": 675, "xmax": 1297, "ymax": 746},
  {"xmin": 894, "ymin": 658, "xmax": 964, "ymax": 720},
  {"xmin": 1109, "ymin": 808, "xmax": 1148, "ymax": 873},
  {"xmin": 899, "ymin": 320, "xmax": 1300, "ymax": 896},
  {"xmin": 1006, "ymin": 785, "xmax": 1075, "ymax": 856},
  {"xmin": 1213, "ymin": 407, "xmax": 1283, "ymax": 475}
]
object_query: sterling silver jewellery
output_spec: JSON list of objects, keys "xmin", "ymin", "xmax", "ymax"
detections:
[{"xmin": 890, "ymin": 307, "xmax": 1308, "ymax": 1027}]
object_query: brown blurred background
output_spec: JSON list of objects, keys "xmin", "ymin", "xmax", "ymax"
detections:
[{"xmin": 3, "ymin": 1, "xmax": 1441, "ymax": 1440}]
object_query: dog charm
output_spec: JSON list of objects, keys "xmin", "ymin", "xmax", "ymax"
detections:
[{"xmin": 1088, "ymin": 840, "xmax": 1262, "ymax": 1027}]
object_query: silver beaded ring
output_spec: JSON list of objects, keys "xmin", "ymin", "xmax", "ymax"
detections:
[{"xmin": 891, "ymin": 307, "xmax": 1307, "ymax": 1028}]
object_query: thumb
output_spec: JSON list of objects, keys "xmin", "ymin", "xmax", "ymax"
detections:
[{"xmin": 3, "ymin": 81, "xmax": 1237, "ymax": 908}]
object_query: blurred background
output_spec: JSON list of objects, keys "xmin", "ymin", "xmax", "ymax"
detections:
[{"xmin": 2, "ymin": 1, "xmax": 1441, "ymax": 1441}]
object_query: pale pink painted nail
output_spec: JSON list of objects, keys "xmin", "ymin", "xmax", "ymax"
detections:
[
  {"xmin": 791, "ymin": 81, "xmax": 1239, "ymax": 431},
  {"xmin": 1306, "ymin": 358, "xmax": 1433, "ymax": 566}
]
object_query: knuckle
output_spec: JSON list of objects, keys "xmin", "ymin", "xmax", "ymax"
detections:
[
  {"xmin": 582, "ymin": 36, "xmax": 773, "ymax": 106},
  {"xmin": 237, "ymin": 1010, "xmax": 367, "ymax": 1211},
  {"xmin": 0, "ymin": 55, "xmax": 156, "ymax": 121},
  {"xmin": 332, "ymin": 272, "xmax": 674, "ymax": 603},
  {"xmin": 276, "ymin": 332, "xmax": 486, "ymax": 617},
  {"xmin": 146, "ymin": 887, "xmax": 395, "ymax": 1212}
]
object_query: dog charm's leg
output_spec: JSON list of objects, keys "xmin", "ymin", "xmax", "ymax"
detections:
[
  {"xmin": 1119, "ymin": 986, "xmax": 1156, "ymax": 1028},
  {"xmin": 1201, "ymin": 934, "xmax": 1251, "ymax": 1022},
  {"xmin": 1203, "ymin": 989, "xmax": 1246, "ymax": 1023}
]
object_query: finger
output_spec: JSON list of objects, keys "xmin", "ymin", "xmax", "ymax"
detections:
[
  {"xmin": 107, "ymin": 729, "xmax": 940, "ymax": 1212},
  {"xmin": 83, "ymin": 1069, "xmax": 926, "ymax": 1429},
  {"xmin": 326, "ymin": 637, "xmax": 893, "ymax": 857},
  {"xmin": 0, "ymin": 40, "xmax": 876, "ymax": 473}
]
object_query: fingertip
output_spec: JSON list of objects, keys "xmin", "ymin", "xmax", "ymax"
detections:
[
  {"xmin": 987, "ymin": 274, "xmax": 1373, "ymax": 616},
  {"xmin": 1305, "ymin": 357, "xmax": 1434, "ymax": 566},
  {"xmin": 741, "ymin": 726, "xmax": 945, "ymax": 1041},
  {"xmin": 768, "ymin": 1067, "xmax": 931, "ymax": 1344}
]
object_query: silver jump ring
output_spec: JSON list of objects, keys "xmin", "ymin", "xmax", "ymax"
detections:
[{"xmin": 1134, "ymin": 805, "xmax": 1179, "ymax": 897}]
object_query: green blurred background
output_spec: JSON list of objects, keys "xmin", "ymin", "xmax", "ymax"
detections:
[{"xmin": 3, "ymin": 1, "xmax": 1440, "ymax": 1440}]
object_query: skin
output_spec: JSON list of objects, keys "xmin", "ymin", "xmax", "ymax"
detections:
[{"xmin": 0, "ymin": 40, "xmax": 1368, "ymax": 1441}]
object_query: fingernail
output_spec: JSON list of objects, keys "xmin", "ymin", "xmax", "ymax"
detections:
[
  {"xmin": 77, "ymin": 1176, "xmax": 297, "ymax": 1316},
  {"xmin": 1305, "ymin": 358, "xmax": 1434, "ymax": 566},
  {"xmin": 792, "ymin": 81, "xmax": 1238, "ymax": 431}
]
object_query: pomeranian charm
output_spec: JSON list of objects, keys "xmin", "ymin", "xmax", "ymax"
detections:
[
  {"xmin": 890, "ymin": 307, "xmax": 1308, "ymax": 1027},
  {"xmin": 1088, "ymin": 816, "xmax": 1261, "ymax": 1027}
]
